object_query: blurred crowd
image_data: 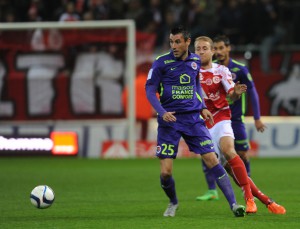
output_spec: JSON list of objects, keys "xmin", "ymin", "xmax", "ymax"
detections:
[{"xmin": 0, "ymin": 0, "xmax": 299, "ymax": 53}]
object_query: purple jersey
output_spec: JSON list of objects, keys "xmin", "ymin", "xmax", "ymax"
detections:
[{"xmin": 145, "ymin": 51, "xmax": 206, "ymax": 117}]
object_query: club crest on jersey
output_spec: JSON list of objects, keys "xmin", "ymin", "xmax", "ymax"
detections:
[
  {"xmin": 191, "ymin": 62, "xmax": 197, "ymax": 70},
  {"xmin": 208, "ymin": 91, "xmax": 220, "ymax": 101},
  {"xmin": 206, "ymin": 78, "xmax": 213, "ymax": 85},
  {"xmin": 156, "ymin": 146, "xmax": 162, "ymax": 153},
  {"xmin": 213, "ymin": 76, "xmax": 221, "ymax": 84}
]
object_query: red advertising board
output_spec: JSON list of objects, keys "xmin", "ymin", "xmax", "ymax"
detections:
[
  {"xmin": 0, "ymin": 29, "xmax": 155, "ymax": 121},
  {"xmin": 233, "ymin": 51, "xmax": 300, "ymax": 116}
]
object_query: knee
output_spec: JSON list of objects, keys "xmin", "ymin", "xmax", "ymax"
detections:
[
  {"xmin": 202, "ymin": 152, "xmax": 219, "ymax": 169},
  {"xmin": 221, "ymin": 147, "xmax": 237, "ymax": 160}
]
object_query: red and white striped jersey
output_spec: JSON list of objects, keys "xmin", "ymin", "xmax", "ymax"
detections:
[{"xmin": 200, "ymin": 63, "xmax": 235, "ymax": 128}]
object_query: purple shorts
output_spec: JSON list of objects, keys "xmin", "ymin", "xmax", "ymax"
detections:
[
  {"xmin": 231, "ymin": 121, "xmax": 250, "ymax": 151},
  {"xmin": 156, "ymin": 112, "xmax": 215, "ymax": 159}
]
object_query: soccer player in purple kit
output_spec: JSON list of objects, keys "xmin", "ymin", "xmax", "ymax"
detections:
[
  {"xmin": 196, "ymin": 35, "xmax": 286, "ymax": 215},
  {"xmin": 145, "ymin": 26, "xmax": 245, "ymax": 217}
]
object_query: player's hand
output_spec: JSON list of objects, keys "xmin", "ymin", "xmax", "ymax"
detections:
[
  {"xmin": 234, "ymin": 81, "xmax": 247, "ymax": 95},
  {"xmin": 255, "ymin": 119, "xmax": 267, "ymax": 132},
  {"xmin": 201, "ymin": 109, "xmax": 214, "ymax": 125},
  {"xmin": 162, "ymin": 111, "xmax": 176, "ymax": 122}
]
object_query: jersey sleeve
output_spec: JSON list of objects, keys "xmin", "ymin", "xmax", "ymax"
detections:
[
  {"xmin": 240, "ymin": 67, "xmax": 255, "ymax": 89},
  {"xmin": 221, "ymin": 66, "xmax": 235, "ymax": 94},
  {"xmin": 239, "ymin": 66, "xmax": 260, "ymax": 119},
  {"xmin": 145, "ymin": 62, "xmax": 166, "ymax": 116},
  {"xmin": 248, "ymin": 86, "xmax": 261, "ymax": 120}
]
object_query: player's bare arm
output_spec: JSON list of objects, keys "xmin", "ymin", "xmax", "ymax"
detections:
[
  {"xmin": 201, "ymin": 108, "xmax": 214, "ymax": 126},
  {"xmin": 229, "ymin": 81, "xmax": 247, "ymax": 101}
]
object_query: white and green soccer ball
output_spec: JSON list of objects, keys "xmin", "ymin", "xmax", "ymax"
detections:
[{"xmin": 30, "ymin": 185, "xmax": 55, "ymax": 209}]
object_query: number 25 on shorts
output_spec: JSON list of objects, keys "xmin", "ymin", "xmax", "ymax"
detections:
[{"xmin": 161, "ymin": 143, "xmax": 175, "ymax": 156}]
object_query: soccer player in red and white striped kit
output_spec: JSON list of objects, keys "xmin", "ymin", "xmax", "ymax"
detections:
[{"xmin": 194, "ymin": 36, "xmax": 286, "ymax": 214}]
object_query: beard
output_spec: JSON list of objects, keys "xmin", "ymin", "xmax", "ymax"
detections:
[{"xmin": 216, "ymin": 54, "xmax": 226, "ymax": 63}]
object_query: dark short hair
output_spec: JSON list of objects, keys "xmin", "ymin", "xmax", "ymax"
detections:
[
  {"xmin": 213, "ymin": 35, "xmax": 230, "ymax": 46},
  {"xmin": 170, "ymin": 25, "xmax": 191, "ymax": 41}
]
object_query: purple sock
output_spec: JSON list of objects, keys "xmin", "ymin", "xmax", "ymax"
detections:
[
  {"xmin": 210, "ymin": 164, "xmax": 237, "ymax": 209},
  {"xmin": 160, "ymin": 176, "xmax": 178, "ymax": 205},
  {"xmin": 202, "ymin": 160, "xmax": 217, "ymax": 190},
  {"xmin": 244, "ymin": 160, "xmax": 251, "ymax": 177}
]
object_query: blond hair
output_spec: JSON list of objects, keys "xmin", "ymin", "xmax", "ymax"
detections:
[{"xmin": 194, "ymin": 36, "xmax": 213, "ymax": 49}]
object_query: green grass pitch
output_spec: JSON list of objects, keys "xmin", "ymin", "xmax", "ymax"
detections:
[{"xmin": 0, "ymin": 157, "xmax": 299, "ymax": 229}]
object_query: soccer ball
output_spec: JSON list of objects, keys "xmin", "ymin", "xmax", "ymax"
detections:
[{"xmin": 30, "ymin": 185, "xmax": 55, "ymax": 209}]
